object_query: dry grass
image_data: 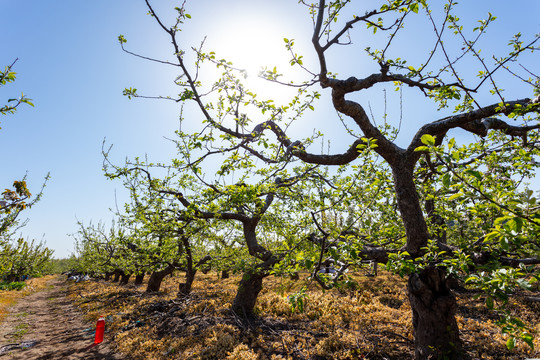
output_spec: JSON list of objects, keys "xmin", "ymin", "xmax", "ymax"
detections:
[
  {"xmin": 67, "ymin": 271, "xmax": 539, "ymax": 360},
  {"xmin": 0, "ymin": 275, "xmax": 55, "ymax": 323}
]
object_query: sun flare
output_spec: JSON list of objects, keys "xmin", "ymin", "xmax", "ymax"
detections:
[{"xmin": 212, "ymin": 18, "xmax": 291, "ymax": 78}]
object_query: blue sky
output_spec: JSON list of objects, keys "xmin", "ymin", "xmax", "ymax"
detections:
[{"xmin": 1, "ymin": 1, "xmax": 538, "ymax": 258}]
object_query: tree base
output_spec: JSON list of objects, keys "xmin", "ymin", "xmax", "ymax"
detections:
[
  {"xmin": 134, "ymin": 274, "xmax": 145, "ymax": 285},
  {"xmin": 408, "ymin": 267, "xmax": 464, "ymax": 360},
  {"xmin": 231, "ymin": 271, "xmax": 265, "ymax": 318}
]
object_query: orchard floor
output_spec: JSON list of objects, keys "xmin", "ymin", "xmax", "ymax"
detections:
[
  {"xmin": 73, "ymin": 271, "xmax": 539, "ymax": 359},
  {"xmin": 0, "ymin": 273, "xmax": 538, "ymax": 359},
  {"xmin": 0, "ymin": 276, "xmax": 123, "ymax": 360}
]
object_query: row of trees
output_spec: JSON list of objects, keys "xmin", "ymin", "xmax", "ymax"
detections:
[
  {"xmin": 72, "ymin": 1, "xmax": 539, "ymax": 359},
  {"xmin": 1, "ymin": 61, "xmax": 53, "ymax": 282}
]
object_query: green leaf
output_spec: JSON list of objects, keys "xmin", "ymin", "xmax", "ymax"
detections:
[
  {"xmin": 516, "ymin": 278, "xmax": 531, "ymax": 290},
  {"xmin": 420, "ymin": 134, "xmax": 435, "ymax": 146},
  {"xmin": 21, "ymin": 98, "xmax": 34, "ymax": 107},
  {"xmin": 465, "ymin": 169, "xmax": 482, "ymax": 181},
  {"xmin": 506, "ymin": 336, "xmax": 515, "ymax": 350},
  {"xmin": 414, "ymin": 146, "xmax": 430, "ymax": 152},
  {"xmin": 513, "ymin": 217, "xmax": 523, "ymax": 232},
  {"xmin": 442, "ymin": 173, "xmax": 451, "ymax": 188},
  {"xmin": 505, "ymin": 219, "xmax": 518, "ymax": 232},
  {"xmin": 521, "ymin": 333, "xmax": 534, "ymax": 349}
]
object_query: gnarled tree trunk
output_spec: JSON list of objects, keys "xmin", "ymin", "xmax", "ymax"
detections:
[
  {"xmin": 146, "ymin": 265, "xmax": 174, "ymax": 292},
  {"xmin": 408, "ymin": 267, "xmax": 463, "ymax": 360},
  {"xmin": 178, "ymin": 234, "xmax": 194, "ymax": 296},
  {"xmin": 231, "ymin": 271, "xmax": 266, "ymax": 318},
  {"xmin": 178, "ymin": 269, "xmax": 195, "ymax": 296},
  {"xmin": 393, "ymin": 164, "xmax": 463, "ymax": 359}
]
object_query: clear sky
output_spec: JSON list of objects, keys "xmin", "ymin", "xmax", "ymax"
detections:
[{"xmin": 1, "ymin": 1, "xmax": 539, "ymax": 258}]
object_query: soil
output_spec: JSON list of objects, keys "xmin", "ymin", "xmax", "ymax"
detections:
[{"xmin": 0, "ymin": 276, "xmax": 124, "ymax": 360}]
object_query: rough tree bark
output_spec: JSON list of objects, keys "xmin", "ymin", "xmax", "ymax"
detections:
[
  {"xmin": 177, "ymin": 232, "xmax": 195, "ymax": 296},
  {"xmin": 392, "ymin": 164, "xmax": 463, "ymax": 359},
  {"xmin": 425, "ymin": 199, "xmax": 447, "ymax": 244},
  {"xmin": 408, "ymin": 267, "xmax": 463, "ymax": 360},
  {"xmin": 112, "ymin": 269, "xmax": 123, "ymax": 282},
  {"xmin": 231, "ymin": 271, "xmax": 266, "ymax": 318},
  {"xmin": 230, "ymin": 218, "xmax": 277, "ymax": 318},
  {"xmin": 120, "ymin": 272, "xmax": 131, "ymax": 285},
  {"xmin": 146, "ymin": 265, "xmax": 174, "ymax": 292},
  {"xmin": 134, "ymin": 273, "xmax": 145, "ymax": 285},
  {"xmin": 221, "ymin": 270, "xmax": 230, "ymax": 279}
]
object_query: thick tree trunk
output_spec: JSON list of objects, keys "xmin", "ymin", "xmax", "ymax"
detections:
[
  {"xmin": 391, "ymin": 163, "xmax": 463, "ymax": 359},
  {"xmin": 120, "ymin": 273, "xmax": 130, "ymax": 285},
  {"xmin": 178, "ymin": 269, "xmax": 196, "ymax": 296},
  {"xmin": 146, "ymin": 265, "xmax": 174, "ymax": 292},
  {"xmin": 391, "ymin": 164, "xmax": 431, "ymax": 257},
  {"xmin": 408, "ymin": 267, "xmax": 463, "ymax": 359},
  {"xmin": 231, "ymin": 271, "xmax": 265, "ymax": 318},
  {"xmin": 178, "ymin": 234, "xmax": 195, "ymax": 296},
  {"xmin": 177, "ymin": 246, "xmax": 195, "ymax": 296},
  {"xmin": 112, "ymin": 270, "xmax": 123, "ymax": 282},
  {"xmin": 134, "ymin": 273, "xmax": 145, "ymax": 285}
]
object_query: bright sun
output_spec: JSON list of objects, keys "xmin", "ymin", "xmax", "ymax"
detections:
[{"xmin": 206, "ymin": 10, "xmax": 297, "ymax": 85}]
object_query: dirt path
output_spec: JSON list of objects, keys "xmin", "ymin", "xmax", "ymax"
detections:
[{"xmin": 0, "ymin": 277, "xmax": 123, "ymax": 360}]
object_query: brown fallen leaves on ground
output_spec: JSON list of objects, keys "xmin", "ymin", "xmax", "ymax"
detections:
[{"xmin": 67, "ymin": 271, "xmax": 539, "ymax": 360}]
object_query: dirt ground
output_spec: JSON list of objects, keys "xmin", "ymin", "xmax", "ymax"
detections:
[{"xmin": 0, "ymin": 276, "xmax": 123, "ymax": 360}]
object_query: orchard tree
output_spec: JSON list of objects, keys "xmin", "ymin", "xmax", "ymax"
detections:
[
  {"xmin": 117, "ymin": 0, "xmax": 539, "ymax": 359},
  {"xmin": 1, "ymin": 60, "xmax": 51, "ymax": 281},
  {"xmin": 1, "ymin": 59, "xmax": 39, "ymax": 235},
  {"xmin": 0, "ymin": 59, "xmax": 33, "ymax": 119},
  {"xmin": 116, "ymin": 173, "xmax": 214, "ymax": 293},
  {"xmin": 113, "ymin": 0, "xmax": 328, "ymax": 314},
  {"xmin": 105, "ymin": 151, "xmax": 320, "ymax": 315},
  {"xmin": 288, "ymin": 3, "xmax": 539, "ymax": 358},
  {"xmin": 72, "ymin": 220, "xmax": 125, "ymax": 278},
  {"xmin": 0, "ymin": 237, "xmax": 53, "ymax": 282}
]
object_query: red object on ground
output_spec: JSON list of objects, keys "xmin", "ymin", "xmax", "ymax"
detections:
[{"xmin": 94, "ymin": 316, "xmax": 105, "ymax": 344}]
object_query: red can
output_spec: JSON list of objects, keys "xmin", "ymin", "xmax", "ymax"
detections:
[{"xmin": 94, "ymin": 316, "xmax": 105, "ymax": 344}]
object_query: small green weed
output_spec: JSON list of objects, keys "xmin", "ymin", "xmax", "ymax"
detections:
[
  {"xmin": 13, "ymin": 323, "xmax": 29, "ymax": 338},
  {"xmin": 0, "ymin": 282, "xmax": 26, "ymax": 291}
]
